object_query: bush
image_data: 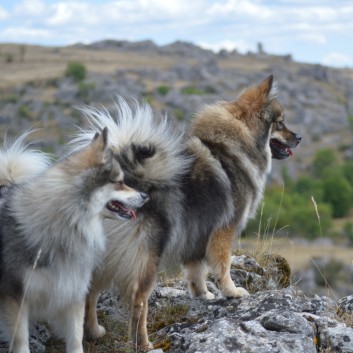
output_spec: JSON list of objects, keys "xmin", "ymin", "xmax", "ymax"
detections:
[
  {"xmin": 312, "ymin": 148, "xmax": 337, "ymax": 178},
  {"xmin": 342, "ymin": 161, "xmax": 353, "ymax": 186},
  {"xmin": 323, "ymin": 172, "xmax": 353, "ymax": 218},
  {"xmin": 294, "ymin": 176, "xmax": 324, "ymax": 202},
  {"xmin": 156, "ymin": 85, "xmax": 171, "ymax": 96},
  {"xmin": 245, "ymin": 184, "xmax": 332, "ymax": 240},
  {"xmin": 64, "ymin": 61, "xmax": 86, "ymax": 82},
  {"xmin": 180, "ymin": 86, "xmax": 205, "ymax": 95}
]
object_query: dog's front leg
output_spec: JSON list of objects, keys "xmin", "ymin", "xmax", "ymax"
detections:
[
  {"xmin": 84, "ymin": 287, "xmax": 106, "ymax": 340},
  {"xmin": 129, "ymin": 256, "xmax": 158, "ymax": 351},
  {"xmin": 207, "ymin": 225, "xmax": 249, "ymax": 298},
  {"xmin": 55, "ymin": 300, "xmax": 85, "ymax": 353},
  {"xmin": 2, "ymin": 296, "xmax": 30, "ymax": 353}
]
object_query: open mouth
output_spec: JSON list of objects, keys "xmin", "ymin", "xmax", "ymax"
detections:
[
  {"xmin": 270, "ymin": 139, "xmax": 293, "ymax": 160},
  {"xmin": 106, "ymin": 200, "xmax": 137, "ymax": 220}
]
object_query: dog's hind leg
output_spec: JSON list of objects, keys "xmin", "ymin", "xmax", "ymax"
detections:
[
  {"xmin": 84, "ymin": 287, "xmax": 106, "ymax": 340},
  {"xmin": 1, "ymin": 296, "xmax": 30, "ymax": 353},
  {"xmin": 207, "ymin": 225, "xmax": 249, "ymax": 298},
  {"xmin": 184, "ymin": 261, "xmax": 215, "ymax": 299},
  {"xmin": 129, "ymin": 256, "xmax": 157, "ymax": 351}
]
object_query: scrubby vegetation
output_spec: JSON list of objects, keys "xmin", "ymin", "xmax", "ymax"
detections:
[
  {"xmin": 245, "ymin": 148, "xmax": 353, "ymax": 240},
  {"xmin": 64, "ymin": 61, "xmax": 86, "ymax": 82}
]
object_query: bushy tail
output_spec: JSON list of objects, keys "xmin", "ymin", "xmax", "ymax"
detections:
[
  {"xmin": 0, "ymin": 131, "xmax": 51, "ymax": 190},
  {"xmin": 70, "ymin": 97, "xmax": 191, "ymax": 184}
]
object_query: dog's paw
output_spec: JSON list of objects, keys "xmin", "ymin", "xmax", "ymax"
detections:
[
  {"xmin": 134, "ymin": 340, "xmax": 153, "ymax": 352},
  {"xmin": 224, "ymin": 286, "xmax": 249, "ymax": 298},
  {"xmin": 190, "ymin": 289, "xmax": 215, "ymax": 300},
  {"xmin": 96, "ymin": 324, "xmax": 106, "ymax": 337},
  {"xmin": 85, "ymin": 324, "xmax": 106, "ymax": 341},
  {"xmin": 203, "ymin": 290, "xmax": 216, "ymax": 300}
]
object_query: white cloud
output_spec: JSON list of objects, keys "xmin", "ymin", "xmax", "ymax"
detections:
[
  {"xmin": 297, "ymin": 32, "xmax": 327, "ymax": 45},
  {"xmin": 0, "ymin": 27, "xmax": 51, "ymax": 41},
  {"xmin": 291, "ymin": 7, "xmax": 338, "ymax": 21},
  {"xmin": 207, "ymin": 0, "xmax": 273, "ymax": 20},
  {"xmin": 15, "ymin": 0, "xmax": 47, "ymax": 16},
  {"xmin": 47, "ymin": 2, "xmax": 97, "ymax": 26},
  {"xmin": 322, "ymin": 52, "xmax": 353, "ymax": 68},
  {"xmin": 198, "ymin": 39, "xmax": 251, "ymax": 54},
  {"xmin": 0, "ymin": 6, "xmax": 8, "ymax": 20}
]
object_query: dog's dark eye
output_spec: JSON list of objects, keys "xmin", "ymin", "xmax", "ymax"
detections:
[
  {"xmin": 277, "ymin": 122, "xmax": 284, "ymax": 130},
  {"xmin": 133, "ymin": 144, "xmax": 156, "ymax": 160}
]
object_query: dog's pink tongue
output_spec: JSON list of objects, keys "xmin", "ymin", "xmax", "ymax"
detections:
[
  {"xmin": 288, "ymin": 148, "xmax": 293, "ymax": 156},
  {"xmin": 129, "ymin": 209, "xmax": 137, "ymax": 220}
]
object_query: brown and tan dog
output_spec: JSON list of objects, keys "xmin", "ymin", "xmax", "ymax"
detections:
[{"xmin": 75, "ymin": 76, "xmax": 301, "ymax": 350}]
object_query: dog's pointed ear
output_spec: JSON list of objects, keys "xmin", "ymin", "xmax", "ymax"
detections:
[
  {"xmin": 90, "ymin": 127, "xmax": 111, "ymax": 164},
  {"xmin": 258, "ymin": 75, "xmax": 274, "ymax": 96},
  {"xmin": 237, "ymin": 75, "xmax": 274, "ymax": 114},
  {"xmin": 91, "ymin": 127, "xmax": 107, "ymax": 148}
]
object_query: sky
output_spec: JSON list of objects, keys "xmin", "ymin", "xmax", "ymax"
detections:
[{"xmin": 0, "ymin": 0, "xmax": 352, "ymax": 68}]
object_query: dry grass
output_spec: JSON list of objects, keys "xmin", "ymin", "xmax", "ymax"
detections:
[
  {"xmin": 238, "ymin": 237, "xmax": 353, "ymax": 272},
  {"xmin": 0, "ymin": 44, "xmax": 196, "ymax": 88}
]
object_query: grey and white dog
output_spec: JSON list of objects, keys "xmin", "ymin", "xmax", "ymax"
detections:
[{"xmin": 0, "ymin": 128, "xmax": 148, "ymax": 353}]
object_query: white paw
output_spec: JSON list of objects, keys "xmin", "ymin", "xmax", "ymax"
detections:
[
  {"xmin": 86, "ymin": 324, "xmax": 106, "ymax": 340},
  {"xmin": 224, "ymin": 286, "xmax": 249, "ymax": 298},
  {"xmin": 135, "ymin": 340, "xmax": 153, "ymax": 352},
  {"xmin": 203, "ymin": 290, "xmax": 216, "ymax": 300},
  {"xmin": 96, "ymin": 324, "xmax": 106, "ymax": 338}
]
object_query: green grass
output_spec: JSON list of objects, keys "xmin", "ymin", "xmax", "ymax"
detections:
[{"xmin": 180, "ymin": 86, "xmax": 205, "ymax": 95}]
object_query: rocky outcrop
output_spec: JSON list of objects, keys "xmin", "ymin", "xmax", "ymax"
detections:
[
  {"xmin": 2, "ymin": 255, "xmax": 352, "ymax": 353},
  {"xmin": 155, "ymin": 287, "xmax": 353, "ymax": 353}
]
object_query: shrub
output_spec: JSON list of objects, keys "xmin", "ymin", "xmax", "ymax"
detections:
[
  {"xmin": 64, "ymin": 61, "xmax": 86, "ymax": 82},
  {"xmin": 342, "ymin": 161, "xmax": 353, "ymax": 186},
  {"xmin": 245, "ymin": 184, "xmax": 332, "ymax": 239},
  {"xmin": 180, "ymin": 86, "xmax": 205, "ymax": 95},
  {"xmin": 156, "ymin": 85, "xmax": 170, "ymax": 96},
  {"xmin": 294, "ymin": 176, "xmax": 324, "ymax": 202},
  {"xmin": 323, "ymin": 172, "xmax": 353, "ymax": 217},
  {"xmin": 312, "ymin": 148, "xmax": 337, "ymax": 178}
]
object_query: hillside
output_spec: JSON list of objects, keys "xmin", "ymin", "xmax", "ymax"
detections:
[
  {"xmin": 1, "ymin": 40, "xmax": 353, "ymax": 353},
  {"xmin": 2, "ymin": 39, "xmax": 353, "ymax": 234},
  {"xmin": 1, "ymin": 41, "xmax": 353, "ymax": 178}
]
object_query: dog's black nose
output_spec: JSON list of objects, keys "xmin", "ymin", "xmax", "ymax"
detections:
[
  {"xmin": 141, "ymin": 192, "xmax": 148, "ymax": 200},
  {"xmin": 295, "ymin": 134, "xmax": 302, "ymax": 143}
]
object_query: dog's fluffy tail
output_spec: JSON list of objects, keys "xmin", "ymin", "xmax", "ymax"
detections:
[
  {"xmin": 0, "ymin": 131, "xmax": 51, "ymax": 188},
  {"xmin": 71, "ymin": 97, "xmax": 191, "ymax": 184}
]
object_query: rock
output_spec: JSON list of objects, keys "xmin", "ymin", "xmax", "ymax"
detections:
[
  {"xmin": 157, "ymin": 286, "xmax": 187, "ymax": 299},
  {"xmin": 157, "ymin": 287, "xmax": 350, "ymax": 353},
  {"xmin": 338, "ymin": 295, "xmax": 353, "ymax": 315}
]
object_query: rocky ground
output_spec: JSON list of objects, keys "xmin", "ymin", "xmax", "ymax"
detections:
[{"xmin": 1, "ymin": 254, "xmax": 353, "ymax": 353}]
